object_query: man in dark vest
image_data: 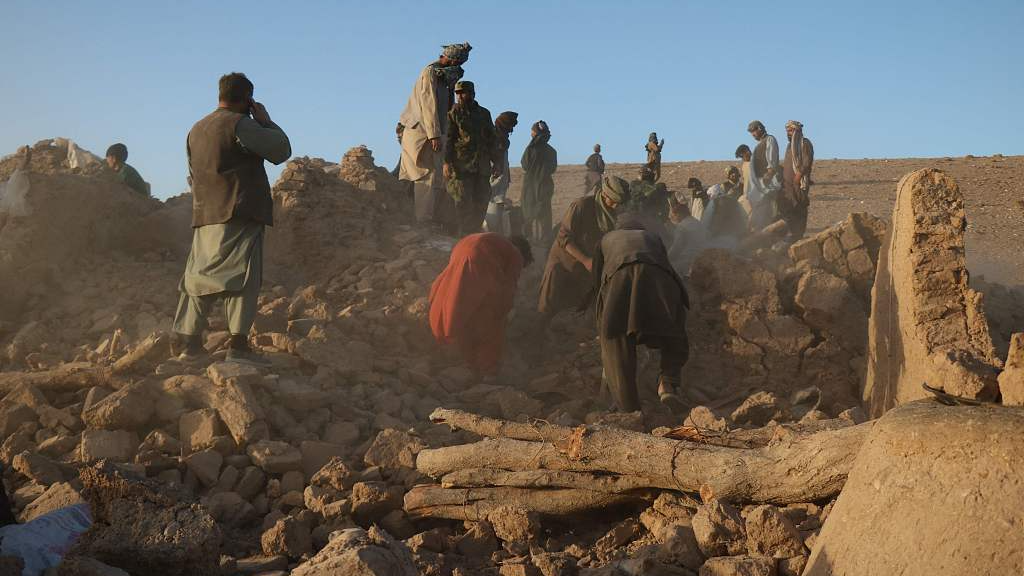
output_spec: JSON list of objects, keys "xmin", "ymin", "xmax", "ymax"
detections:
[{"xmin": 172, "ymin": 72, "xmax": 291, "ymax": 366}]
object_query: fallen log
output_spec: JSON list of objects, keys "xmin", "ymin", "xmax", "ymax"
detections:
[
  {"xmin": 404, "ymin": 485, "xmax": 647, "ymax": 520},
  {"xmin": 441, "ymin": 469, "xmax": 659, "ymax": 493},
  {"xmin": 0, "ymin": 363, "xmax": 126, "ymax": 395},
  {"xmin": 422, "ymin": 408, "xmax": 872, "ymax": 504}
]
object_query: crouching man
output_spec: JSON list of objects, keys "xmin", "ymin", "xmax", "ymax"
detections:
[
  {"xmin": 429, "ymin": 233, "xmax": 533, "ymax": 380},
  {"xmin": 583, "ymin": 217, "xmax": 690, "ymax": 414}
]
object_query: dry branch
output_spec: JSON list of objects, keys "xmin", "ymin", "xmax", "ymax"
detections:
[
  {"xmin": 404, "ymin": 485, "xmax": 647, "ymax": 520},
  {"xmin": 0, "ymin": 363, "xmax": 126, "ymax": 395}
]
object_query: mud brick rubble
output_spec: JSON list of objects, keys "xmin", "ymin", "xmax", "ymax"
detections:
[{"xmin": 0, "ymin": 140, "xmax": 1022, "ymax": 575}]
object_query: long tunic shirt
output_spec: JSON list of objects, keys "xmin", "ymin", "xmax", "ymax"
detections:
[
  {"xmin": 538, "ymin": 195, "xmax": 605, "ymax": 315},
  {"xmin": 592, "ymin": 229, "xmax": 689, "ymax": 341},
  {"xmin": 781, "ymin": 137, "xmax": 814, "ymax": 211},
  {"xmin": 399, "ymin": 63, "xmax": 451, "ymax": 182},
  {"xmin": 490, "ymin": 129, "xmax": 512, "ymax": 199}
]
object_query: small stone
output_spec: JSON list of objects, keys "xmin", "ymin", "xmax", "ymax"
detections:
[
  {"xmin": 80, "ymin": 429, "xmax": 138, "ymax": 462},
  {"xmin": 363, "ymin": 429, "xmax": 426, "ymax": 472},
  {"xmin": 261, "ymin": 516, "xmax": 313, "ymax": 560},
  {"xmin": 745, "ymin": 505, "xmax": 805, "ymax": 558},
  {"xmin": 185, "ymin": 449, "xmax": 223, "ymax": 488},
  {"xmin": 685, "ymin": 406, "xmax": 728, "ymax": 432},
  {"xmin": 455, "ymin": 521, "xmax": 499, "ymax": 557},
  {"xmin": 280, "ymin": 470, "xmax": 305, "ymax": 494},
  {"xmin": 179, "ymin": 408, "xmax": 223, "ymax": 455},
  {"xmin": 692, "ymin": 499, "xmax": 747, "ymax": 557},
  {"xmin": 247, "ymin": 440, "xmax": 302, "ymax": 473},
  {"xmin": 300, "ymin": 440, "xmax": 347, "ymax": 479},
  {"xmin": 80, "ymin": 381, "xmax": 154, "ymax": 430},
  {"xmin": 730, "ymin": 392, "xmax": 786, "ymax": 427},
  {"xmin": 235, "ymin": 466, "xmax": 266, "ymax": 500},
  {"xmin": 310, "ymin": 457, "xmax": 353, "ymax": 491}
]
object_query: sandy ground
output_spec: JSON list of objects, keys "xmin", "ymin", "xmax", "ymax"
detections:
[{"xmin": 510, "ymin": 155, "xmax": 1024, "ymax": 286}]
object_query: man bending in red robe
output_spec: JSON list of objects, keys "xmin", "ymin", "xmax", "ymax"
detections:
[{"xmin": 429, "ymin": 233, "xmax": 533, "ymax": 377}]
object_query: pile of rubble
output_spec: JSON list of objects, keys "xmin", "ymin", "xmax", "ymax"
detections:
[{"xmin": 0, "ymin": 139, "xmax": 1023, "ymax": 575}]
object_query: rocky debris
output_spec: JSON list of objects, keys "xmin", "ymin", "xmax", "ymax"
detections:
[
  {"xmin": 290, "ymin": 526, "xmax": 417, "ymax": 576},
  {"xmin": 0, "ymin": 146, "xmax": 1018, "ymax": 575},
  {"xmin": 864, "ymin": 169, "xmax": 1001, "ymax": 415},
  {"xmin": 805, "ymin": 401, "xmax": 1024, "ymax": 575}
]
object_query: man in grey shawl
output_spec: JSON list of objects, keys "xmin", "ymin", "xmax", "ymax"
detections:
[
  {"xmin": 521, "ymin": 120, "xmax": 558, "ymax": 242},
  {"xmin": 173, "ymin": 72, "xmax": 291, "ymax": 366},
  {"xmin": 398, "ymin": 42, "xmax": 472, "ymax": 230}
]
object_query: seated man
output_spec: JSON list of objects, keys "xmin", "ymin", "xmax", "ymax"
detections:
[
  {"xmin": 583, "ymin": 218, "xmax": 690, "ymax": 414},
  {"xmin": 704, "ymin": 166, "xmax": 748, "ymax": 241},
  {"xmin": 429, "ymin": 233, "xmax": 533, "ymax": 379},
  {"xmin": 105, "ymin": 143, "xmax": 150, "ymax": 196}
]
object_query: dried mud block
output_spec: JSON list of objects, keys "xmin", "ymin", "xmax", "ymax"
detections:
[
  {"xmin": 998, "ymin": 333, "xmax": 1024, "ymax": 405},
  {"xmin": 699, "ymin": 555, "xmax": 776, "ymax": 576},
  {"xmin": 68, "ymin": 463, "xmax": 221, "ymax": 576},
  {"xmin": 805, "ymin": 401, "xmax": 1024, "ymax": 576},
  {"xmin": 290, "ymin": 526, "xmax": 417, "ymax": 576},
  {"xmin": 864, "ymin": 169, "xmax": 999, "ymax": 417}
]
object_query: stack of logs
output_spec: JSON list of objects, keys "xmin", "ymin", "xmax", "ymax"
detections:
[{"xmin": 405, "ymin": 408, "xmax": 871, "ymax": 520}]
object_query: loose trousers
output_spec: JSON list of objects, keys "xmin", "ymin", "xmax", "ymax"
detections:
[{"xmin": 599, "ymin": 333, "xmax": 688, "ymax": 412}]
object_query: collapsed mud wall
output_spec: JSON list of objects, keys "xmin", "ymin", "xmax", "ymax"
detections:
[
  {"xmin": 863, "ymin": 169, "xmax": 1000, "ymax": 416},
  {"xmin": 685, "ymin": 214, "xmax": 886, "ymax": 413}
]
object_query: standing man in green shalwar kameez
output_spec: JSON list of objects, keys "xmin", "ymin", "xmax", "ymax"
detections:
[
  {"xmin": 172, "ymin": 72, "xmax": 291, "ymax": 366},
  {"xmin": 521, "ymin": 120, "xmax": 558, "ymax": 242}
]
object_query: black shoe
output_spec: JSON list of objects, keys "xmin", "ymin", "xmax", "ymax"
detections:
[
  {"xmin": 225, "ymin": 335, "xmax": 272, "ymax": 368},
  {"xmin": 172, "ymin": 333, "xmax": 205, "ymax": 362}
]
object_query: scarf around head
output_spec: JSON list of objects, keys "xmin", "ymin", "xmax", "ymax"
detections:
[
  {"xmin": 432, "ymin": 63, "xmax": 464, "ymax": 86},
  {"xmin": 597, "ymin": 176, "xmax": 629, "ymax": 233}
]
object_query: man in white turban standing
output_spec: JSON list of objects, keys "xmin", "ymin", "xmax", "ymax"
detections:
[{"xmin": 399, "ymin": 42, "xmax": 472, "ymax": 231}]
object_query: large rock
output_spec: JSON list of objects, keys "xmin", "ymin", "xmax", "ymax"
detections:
[
  {"xmin": 262, "ymin": 516, "xmax": 313, "ymax": 560},
  {"xmin": 805, "ymin": 401, "xmax": 1024, "ymax": 575},
  {"xmin": 179, "ymin": 408, "xmax": 223, "ymax": 455},
  {"xmin": 863, "ymin": 169, "xmax": 1000, "ymax": 416},
  {"xmin": 290, "ymin": 526, "xmax": 417, "ymax": 576}
]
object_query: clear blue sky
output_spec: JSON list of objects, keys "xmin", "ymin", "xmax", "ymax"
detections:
[{"xmin": 3, "ymin": 1, "xmax": 1021, "ymax": 199}]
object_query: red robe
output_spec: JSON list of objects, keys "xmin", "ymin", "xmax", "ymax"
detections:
[{"xmin": 429, "ymin": 233, "xmax": 524, "ymax": 375}]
